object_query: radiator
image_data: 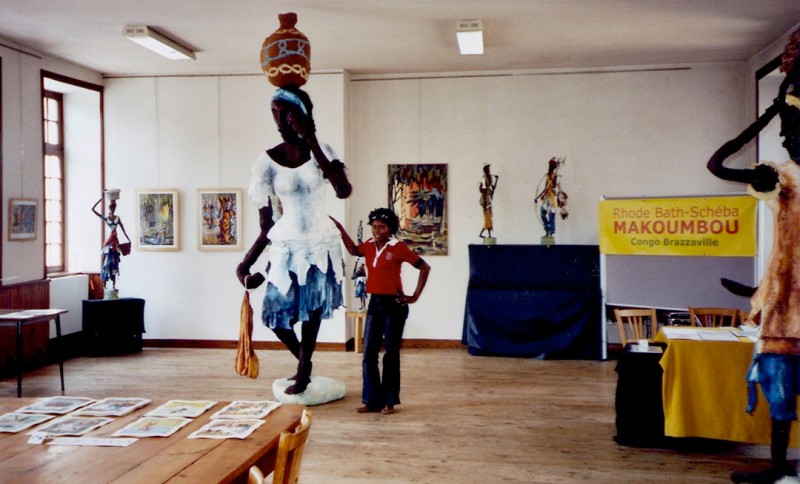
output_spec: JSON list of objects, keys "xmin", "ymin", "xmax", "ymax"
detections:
[{"xmin": 49, "ymin": 274, "xmax": 89, "ymax": 336}]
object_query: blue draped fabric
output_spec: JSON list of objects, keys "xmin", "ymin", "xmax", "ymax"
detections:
[{"xmin": 461, "ymin": 244, "xmax": 601, "ymax": 359}]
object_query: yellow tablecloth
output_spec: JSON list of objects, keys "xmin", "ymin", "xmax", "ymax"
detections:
[{"xmin": 656, "ymin": 329, "xmax": 799, "ymax": 446}]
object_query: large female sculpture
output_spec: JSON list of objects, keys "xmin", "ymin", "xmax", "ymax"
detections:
[
  {"xmin": 707, "ymin": 28, "xmax": 800, "ymax": 483},
  {"xmin": 236, "ymin": 14, "xmax": 352, "ymax": 396}
]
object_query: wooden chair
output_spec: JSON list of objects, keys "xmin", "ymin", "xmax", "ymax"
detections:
[
  {"xmin": 688, "ymin": 307, "xmax": 740, "ymax": 328},
  {"xmin": 614, "ymin": 308, "xmax": 658, "ymax": 346},
  {"xmin": 739, "ymin": 309, "xmax": 752, "ymax": 326},
  {"xmin": 249, "ymin": 409, "xmax": 313, "ymax": 484}
]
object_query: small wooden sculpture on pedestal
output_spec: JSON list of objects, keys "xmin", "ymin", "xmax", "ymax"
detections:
[
  {"xmin": 535, "ymin": 157, "xmax": 569, "ymax": 245},
  {"xmin": 479, "ymin": 163, "xmax": 499, "ymax": 245}
]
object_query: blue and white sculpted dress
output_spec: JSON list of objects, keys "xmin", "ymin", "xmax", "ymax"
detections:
[{"xmin": 248, "ymin": 142, "xmax": 345, "ymax": 330}]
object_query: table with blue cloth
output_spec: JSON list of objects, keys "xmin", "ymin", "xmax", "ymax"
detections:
[{"xmin": 461, "ymin": 244, "xmax": 601, "ymax": 359}]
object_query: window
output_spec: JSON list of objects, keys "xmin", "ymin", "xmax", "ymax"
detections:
[
  {"xmin": 43, "ymin": 90, "xmax": 65, "ymax": 273},
  {"xmin": 41, "ymin": 71, "xmax": 104, "ymax": 277}
]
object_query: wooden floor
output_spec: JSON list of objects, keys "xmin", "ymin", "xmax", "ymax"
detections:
[{"xmin": 0, "ymin": 347, "xmax": 794, "ymax": 483}]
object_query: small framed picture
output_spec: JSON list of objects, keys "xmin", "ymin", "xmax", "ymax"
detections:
[
  {"xmin": 135, "ymin": 189, "xmax": 179, "ymax": 251},
  {"xmin": 197, "ymin": 189, "xmax": 243, "ymax": 251},
  {"xmin": 8, "ymin": 199, "xmax": 38, "ymax": 241}
]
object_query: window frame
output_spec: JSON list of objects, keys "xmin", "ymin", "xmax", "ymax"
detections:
[{"xmin": 42, "ymin": 89, "xmax": 66, "ymax": 274}]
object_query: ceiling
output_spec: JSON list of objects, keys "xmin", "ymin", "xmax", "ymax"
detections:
[{"xmin": 1, "ymin": 1, "xmax": 799, "ymax": 79}]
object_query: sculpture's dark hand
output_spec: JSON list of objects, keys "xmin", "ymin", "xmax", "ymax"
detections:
[
  {"xmin": 244, "ymin": 272, "xmax": 265, "ymax": 289},
  {"xmin": 751, "ymin": 163, "xmax": 779, "ymax": 193},
  {"xmin": 236, "ymin": 263, "xmax": 265, "ymax": 289}
]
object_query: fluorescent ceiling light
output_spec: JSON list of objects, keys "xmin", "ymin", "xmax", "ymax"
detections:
[
  {"xmin": 123, "ymin": 25, "xmax": 196, "ymax": 60},
  {"xmin": 457, "ymin": 19, "xmax": 484, "ymax": 55}
]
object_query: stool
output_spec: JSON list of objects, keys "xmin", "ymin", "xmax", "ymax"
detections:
[{"xmin": 346, "ymin": 310, "xmax": 367, "ymax": 353}]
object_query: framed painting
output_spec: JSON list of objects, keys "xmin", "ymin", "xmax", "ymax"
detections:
[
  {"xmin": 388, "ymin": 164, "xmax": 447, "ymax": 255},
  {"xmin": 197, "ymin": 188, "xmax": 243, "ymax": 251},
  {"xmin": 8, "ymin": 198, "xmax": 37, "ymax": 241},
  {"xmin": 136, "ymin": 189, "xmax": 179, "ymax": 251}
]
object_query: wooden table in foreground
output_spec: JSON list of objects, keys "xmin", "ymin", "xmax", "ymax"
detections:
[{"xmin": 0, "ymin": 398, "xmax": 304, "ymax": 483}]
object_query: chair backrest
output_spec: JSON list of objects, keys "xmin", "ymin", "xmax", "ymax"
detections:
[
  {"xmin": 249, "ymin": 408, "xmax": 313, "ymax": 484},
  {"xmin": 688, "ymin": 307, "xmax": 739, "ymax": 328},
  {"xmin": 614, "ymin": 308, "xmax": 658, "ymax": 346}
]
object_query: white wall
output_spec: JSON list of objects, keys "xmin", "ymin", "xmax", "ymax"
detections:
[
  {"xmin": 748, "ymin": 26, "xmax": 799, "ymax": 282},
  {"xmin": 347, "ymin": 63, "xmax": 751, "ymax": 340},
  {"xmin": 1, "ymin": 39, "xmax": 101, "ymax": 284},
  {"xmin": 3, "ymin": 33, "xmax": 791, "ymax": 344}
]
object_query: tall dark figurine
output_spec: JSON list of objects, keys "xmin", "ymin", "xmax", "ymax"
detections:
[
  {"xmin": 236, "ymin": 14, "xmax": 352, "ymax": 396},
  {"xmin": 707, "ymin": 28, "xmax": 800, "ymax": 484},
  {"xmin": 478, "ymin": 163, "xmax": 499, "ymax": 239}
]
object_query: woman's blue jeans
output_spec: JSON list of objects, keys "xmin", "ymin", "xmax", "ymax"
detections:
[{"xmin": 362, "ymin": 295, "xmax": 408, "ymax": 407}]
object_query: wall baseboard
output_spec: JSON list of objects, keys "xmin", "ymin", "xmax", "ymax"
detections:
[{"xmin": 142, "ymin": 338, "xmax": 465, "ymax": 351}]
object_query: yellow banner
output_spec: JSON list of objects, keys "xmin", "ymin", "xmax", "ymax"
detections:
[{"xmin": 598, "ymin": 196, "xmax": 757, "ymax": 256}]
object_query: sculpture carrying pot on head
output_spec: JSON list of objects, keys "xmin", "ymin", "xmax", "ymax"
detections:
[{"xmin": 91, "ymin": 189, "xmax": 132, "ymax": 299}]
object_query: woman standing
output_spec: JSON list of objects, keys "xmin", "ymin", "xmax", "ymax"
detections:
[
  {"xmin": 332, "ymin": 208, "xmax": 430, "ymax": 414},
  {"xmin": 236, "ymin": 85, "xmax": 351, "ymax": 395}
]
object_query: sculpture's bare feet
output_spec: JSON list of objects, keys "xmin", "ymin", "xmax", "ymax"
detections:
[{"xmin": 284, "ymin": 380, "xmax": 309, "ymax": 395}]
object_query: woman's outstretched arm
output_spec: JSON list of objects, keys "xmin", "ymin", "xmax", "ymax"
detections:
[{"xmin": 329, "ymin": 216, "xmax": 360, "ymax": 257}]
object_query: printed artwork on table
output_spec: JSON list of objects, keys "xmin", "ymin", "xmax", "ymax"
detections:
[
  {"xmin": 210, "ymin": 400, "xmax": 281, "ymax": 419},
  {"xmin": 145, "ymin": 400, "xmax": 217, "ymax": 418},
  {"xmin": 16, "ymin": 396, "xmax": 95, "ymax": 415},
  {"xmin": 29, "ymin": 416, "xmax": 113, "ymax": 436},
  {"xmin": 74, "ymin": 397, "xmax": 151, "ymax": 417},
  {"xmin": 0, "ymin": 412, "xmax": 54, "ymax": 433},
  {"xmin": 112, "ymin": 417, "xmax": 192, "ymax": 438},
  {"xmin": 188, "ymin": 418, "xmax": 265, "ymax": 439}
]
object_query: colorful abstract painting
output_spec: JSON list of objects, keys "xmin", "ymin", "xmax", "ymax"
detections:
[
  {"xmin": 388, "ymin": 164, "xmax": 447, "ymax": 255},
  {"xmin": 198, "ymin": 189, "xmax": 242, "ymax": 250},
  {"xmin": 136, "ymin": 189, "xmax": 179, "ymax": 251}
]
